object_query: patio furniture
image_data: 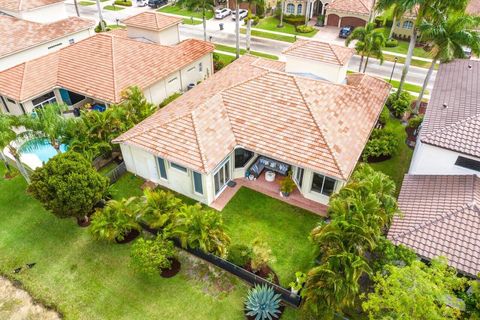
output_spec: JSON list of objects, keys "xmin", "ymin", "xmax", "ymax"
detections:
[
  {"xmin": 265, "ymin": 171, "xmax": 276, "ymax": 182},
  {"xmin": 247, "ymin": 156, "xmax": 290, "ymax": 179}
]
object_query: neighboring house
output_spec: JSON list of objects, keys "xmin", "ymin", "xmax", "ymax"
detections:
[
  {"xmin": 409, "ymin": 60, "xmax": 480, "ymax": 177},
  {"xmin": 324, "ymin": 0, "xmax": 374, "ymax": 28},
  {"xmin": 0, "ymin": 12, "xmax": 214, "ymax": 115},
  {"xmin": 113, "ymin": 40, "xmax": 390, "ymax": 210},
  {"xmin": 0, "ymin": 15, "xmax": 95, "ymax": 71},
  {"xmin": 282, "ymin": 0, "xmax": 330, "ymax": 18},
  {"xmin": 0, "ymin": 0, "xmax": 68, "ymax": 23},
  {"xmin": 389, "ymin": 174, "xmax": 480, "ymax": 278}
]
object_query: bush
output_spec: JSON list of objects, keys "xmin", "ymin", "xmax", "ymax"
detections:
[
  {"xmin": 284, "ymin": 14, "xmax": 305, "ymax": 26},
  {"xmin": 378, "ymin": 106, "xmax": 390, "ymax": 126},
  {"xmin": 408, "ymin": 115, "xmax": 424, "ymax": 129},
  {"xmin": 130, "ymin": 236, "xmax": 175, "ymax": 275},
  {"xmin": 386, "ymin": 91, "xmax": 412, "ymax": 118},
  {"xmin": 114, "ymin": 0, "xmax": 132, "ymax": 6},
  {"xmin": 296, "ymin": 25, "xmax": 315, "ymax": 33},
  {"xmin": 159, "ymin": 92, "xmax": 182, "ymax": 108},
  {"xmin": 385, "ymin": 38, "xmax": 399, "ymax": 47},
  {"xmin": 227, "ymin": 244, "xmax": 253, "ymax": 266},
  {"xmin": 362, "ymin": 128, "xmax": 399, "ymax": 161},
  {"xmin": 213, "ymin": 53, "xmax": 226, "ymax": 72},
  {"xmin": 255, "ymin": 3, "xmax": 265, "ymax": 18},
  {"xmin": 280, "ymin": 174, "xmax": 296, "ymax": 195},
  {"xmin": 245, "ymin": 14, "xmax": 260, "ymax": 26},
  {"xmin": 94, "ymin": 20, "xmax": 109, "ymax": 33},
  {"xmin": 374, "ymin": 16, "xmax": 384, "ymax": 27}
]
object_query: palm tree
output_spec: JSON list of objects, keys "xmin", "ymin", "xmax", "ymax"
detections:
[
  {"xmin": 140, "ymin": 189, "xmax": 183, "ymax": 231},
  {"xmin": 278, "ymin": 0, "xmax": 284, "ymax": 28},
  {"xmin": 413, "ymin": 14, "xmax": 480, "ymax": 112},
  {"xmin": 95, "ymin": 0, "xmax": 105, "ymax": 32},
  {"xmin": 0, "ymin": 114, "xmax": 30, "ymax": 183},
  {"xmin": 346, "ymin": 22, "xmax": 386, "ymax": 73},
  {"xmin": 376, "ymin": 0, "xmax": 468, "ymax": 98},
  {"xmin": 73, "ymin": 0, "xmax": 80, "ymax": 17}
]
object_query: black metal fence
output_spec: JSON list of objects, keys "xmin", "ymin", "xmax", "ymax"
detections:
[
  {"xmin": 139, "ymin": 222, "xmax": 302, "ymax": 308},
  {"xmin": 105, "ymin": 162, "xmax": 126, "ymax": 184}
]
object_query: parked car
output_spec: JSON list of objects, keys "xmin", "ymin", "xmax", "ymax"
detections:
[
  {"xmin": 232, "ymin": 9, "xmax": 248, "ymax": 20},
  {"xmin": 215, "ymin": 8, "xmax": 231, "ymax": 19},
  {"xmin": 339, "ymin": 26, "xmax": 354, "ymax": 38},
  {"xmin": 137, "ymin": 0, "xmax": 148, "ymax": 6},
  {"xmin": 148, "ymin": 0, "xmax": 167, "ymax": 9}
]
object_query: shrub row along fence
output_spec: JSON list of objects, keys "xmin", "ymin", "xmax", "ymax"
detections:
[
  {"xmin": 105, "ymin": 161, "xmax": 126, "ymax": 184},
  {"xmin": 139, "ymin": 222, "xmax": 302, "ymax": 308}
]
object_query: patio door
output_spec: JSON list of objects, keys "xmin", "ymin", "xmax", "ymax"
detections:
[
  {"xmin": 295, "ymin": 167, "xmax": 304, "ymax": 188},
  {"xmin": 214, "ymin": 159, "xmax": 230, "ymax": 196}
]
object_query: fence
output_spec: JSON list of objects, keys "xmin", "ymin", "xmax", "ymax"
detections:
[
  {"xmin": 105, "ymin": 161, "xmax": 126, "ymax": 184},
  {"xmin": 139, "ymin": 222, "xmax": 302, "ymax": 308}
]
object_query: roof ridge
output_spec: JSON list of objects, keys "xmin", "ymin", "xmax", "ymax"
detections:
[
  {"xmin": 292, "ymin": 75, "xmax": 345, "ymax": 179},
  {"xmin": 110, "ymin": 36, "xmax": 119, "ymax": 102},
  {"xmin": 18, "ymin": 62, "xmax": 28, "ymax": 101},
  {"xmin": 422, "ymin": 113, "xmax": 480, "ymax": 143},
  {"xmin": 188, "ymin": 112, "xmax": 207, "ymax": 172},
  {"xmin": 328, "ymin": 43, "xmax": 343, "ymax": 65}
]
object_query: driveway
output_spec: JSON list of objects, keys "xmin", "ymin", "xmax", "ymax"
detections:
[{"xmin": 312, "ymin": 26, "xmax": 345, "ymax": 46}]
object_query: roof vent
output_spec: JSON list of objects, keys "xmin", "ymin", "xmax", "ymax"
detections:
[{"xmin": 443, "ymin": 103, "xmax": 448, "ymax": 109}]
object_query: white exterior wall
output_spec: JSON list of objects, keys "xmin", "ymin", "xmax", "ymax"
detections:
[
  {"xmin": 126, "ymin": 25, "xmax": 180, "ymax": 45},
  {"xmin": 285, "ymin": 55, "xmax": 348, "ymax": 84},
  {"xmin": 0, "ymin": 28, "xmax": 94, "ymax": 72},
  {"xmin": 293, "ymin": 166, "xmax": 344, "ymax": 205},
  {"xmin": 409, "ymin": 140, "xmax": 480, "ymax": 176},
  {"xmin": 1, "ymin": 3, "xmax": 67, "ymax": 23}
]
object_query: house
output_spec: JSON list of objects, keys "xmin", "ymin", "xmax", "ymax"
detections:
[
  {"xmin": 0, "ymin": 0, "xmax": 68, "ymax": 23},
  {"xmin": 409, "ymin": 60, "xmax": 480, "ymax": 177},
  {"xmin": 0, "ymin": 12, "xmax": 214, "ymax": 116},
  {"xmin": 113, "ymin": 40, "xmax": 390, "ymax": 211},
  {"xmin": 388, "ymin": 175, "xmax": 480, "ymax": 278},
  {"xmin": 0, "ymin": 15, "xmax": 95, "ymax": 71},
  {"xmin": 282, "ymin": 0, "xmax": 328, "ymax": 19}
]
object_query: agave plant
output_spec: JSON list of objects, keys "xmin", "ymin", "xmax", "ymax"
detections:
[{"xmin": 245, "ymin": 284, "xmax": 282, "ymax": 320}]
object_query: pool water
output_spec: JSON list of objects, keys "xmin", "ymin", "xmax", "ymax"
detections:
[{"xmin": 19, "ymin": 138, "xmax": 68, "ymax": 164}]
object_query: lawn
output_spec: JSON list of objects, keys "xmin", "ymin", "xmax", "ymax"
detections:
[
  {"xmin": 368, "ymin": 117, "xmax": 413, "ymax": 196},
  {"xmin": 215, "ymin": 44, "xmax": 279, "ymax": 60},
  {"xmin": 386, "ymin": 79, "xmax": 427, "ymax": 95},
  {"xmin": 222, "ymin": 187, "xmax": 322, "ymax": 287},
  {"xmin": 240, "ymin": 28, "xmax": 296, "ymax": 43},
  {"xmin": 79, "ymin": 1, "xmax": 95, "ymax": 5},
  {"xmin": 104, "ymin": 4, "xmax": 125, "ymax": 10},
  {"xmin": 159, "ymin": 5, "xmax": 213, "ymax": 20},
  {"xmin": 255, "ymin": 17, "xmax": 318, "ymax": 38},
  {"xmin": 383, "ymin": 53, "xmax": 438, "ymax": 70},
  {"xmin": 182, "ymin": 18, "xmax": 202, "ymax": 25},
  {"xmin": 215, "ymin": 52, "xmax": 237, "ymax": 66},
  {"xmin": 375, "ymin": 27, "xmax": 432, "ymax": 59}
]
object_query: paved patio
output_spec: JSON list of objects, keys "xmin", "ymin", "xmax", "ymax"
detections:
[{"xmin": 211, "ymin": 172, "xmax": 328, "ymax": 216}]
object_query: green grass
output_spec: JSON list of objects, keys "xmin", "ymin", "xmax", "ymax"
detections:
[
  {"xmin": 79, "ymin": 1, "xmax": 95, "ymax": 6},
  {"xmin": 383, "ymin": 53, "xmax": 438, "ymax": 70},
  {"xmin": 107, "ymin": 24, "xmax": 126, "ymax": 30},
  {"xmin": 214, "ymin": 44, "xmax": 279, "ymax": 60},
  {"xmin": 215, "ymin": 52, "xmax": 237, "ymax": 66},
  {"xmin": 182, "ymin": 18, "xmax": 202, "ymax": 25},
  {"xmin": 368, "ymin": 117, "xmax": 413, "ymax": 195},
  {"xmin": 103, "ymin": 4, "xmax": 125, "ymax": 10},
  {"xmin": 387, "ymin": 79, "xmax": 428, "ymax": 95},
  {"xmin": 375, "ymin": 27, "xmax": 432, "ymax": 59},
  {"xmin": 158, "ymin": 5, "xmax": 213, "ymax": 20},
  {"xmin": 0, "ymin": 169, "xmax": 255, "ymax": 319},
  {"xmin": 241, "ymin": 28, "xmax": 296, "ymax": 43},
  {"xmin": 255, "ymin": 17, "xmax": 318, "ymax": 37},
  {"xmin": 222, "ymin": 187, "xmax": 322, "ymax": 287}
]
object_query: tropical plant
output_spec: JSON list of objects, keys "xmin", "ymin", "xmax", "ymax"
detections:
[
  {"xmin": 378, "ymin": 106, "xmax": 390, "ymax": 126},
  {"xmin": 362, "ymin": 128, "xmax": 399, "ymax": 161},
  {"xmin": 227, "ymin": 244, "xmax": 252, "ymax": 267},
  {"xmin": 289, "ymin": 271, "xmax": 306, "ymax": 292},
  {"xmin": 139, "ymin": 189, "xmax": 182, "ymax": 231},
  {"xmin": 346, "ymin": 22, "xmax": 386, "ymax": 72},
  {"xmin": 245, "ymin": 284, "xmax": 282, "ymax": 320},
  {"xmin": 408, "ymin": 114, "xmax": 424, "ymax": 129},
  {"xmin": 386, "ymin": 91, "xmax": 412, "ymax": 118},
  {"xmin": 250, "ymin": 238, "xmax": 274, "ymax": 272},
  {"xmin": 414, "ymin": 14, "xmax": 480, "ymax": 112},
  {"xmin": 280, "ymin": 174, "xmax": 296, "ymax": 196},
  {"xmin": 370, "ymin": 237, "xmax": 417, "ymax": 273},
  {"xmin": 130, "ymin": 235, "xmax": 175, "ymax": 275},
  {"xmin": 376, "ymin": 0, "xmax": 468, "ymax": 97},
  {"xmin": 119, "ymin": 86, "xmax": 156, "ymax": 124},
  {"xmin": 178, "ymin": 0, "xmax": 214, "ymax": 41},
  {"xmin": 173, "ymin": 203, "xmax": 230, "ymax": 257},
  {"xmin": 90, "ymin": 197, "xmax": 141, "ymax": 241},
  {"xmin": 0, "ymin": 114, "xmax": 30, "ymax": 183},
  {"xmin": 28, "ymin": 151, "xmax": 108, "ymax": 223},
  {"xmin": 363, "ymin": 258, "xmax": 468, "ymax": 320}
]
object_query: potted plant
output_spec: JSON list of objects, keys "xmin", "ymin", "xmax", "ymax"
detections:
[
  {"xmin": 245, "ymin": 284, "xmax": 283, "ymax": 320},
  {"xmin": 279, "ymin": 175, "xmax": 296, "ymax": 197},
  {"xmin": 288, "ymin": 271, "xmax": 306, "ymax": 294}
]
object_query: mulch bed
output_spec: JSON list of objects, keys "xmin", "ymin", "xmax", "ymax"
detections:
[
  {"xmin": 244, "ymin": 262, "xmax": 280, "ymax": 285},
  {"xmin": 115, "ymin": 229, "xmax": 140, "ymax": 244},
  {"xmin": 160, "ymin": 258, "xmax": 181, "ymax": 278},
  {"xmin": 76, "ymin": 217, "xmax": 91, "ymax": 228},
  {"xmin": 405, "ymin": 126, "xmax": 418, "ymax": 148}
]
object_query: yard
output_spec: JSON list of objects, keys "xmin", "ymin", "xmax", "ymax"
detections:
[
  {"xmin": 0, "ymin": 166, "xmax": 314, "ymax": 319},
  {"xmin": 158, "ymin": 5, "xmax": 214, "ymax": 20},
  {"xmin": 255, "ymin": 17, "xmax": 318, "ymax": 38}
]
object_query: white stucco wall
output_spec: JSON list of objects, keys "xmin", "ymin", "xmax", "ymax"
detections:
[
  {"xmin": 1, "ymin": 3, "xmax": 67, "ymax": 23},
  {"xmin": 293, "ymin": 165, "xmax": 344, "ymax": 205},
  {"xmin": 126, "ymin": 25, "xmax": 180, "ymax": 45},
  {"xmin": 285, "ymin": 55, "xmax": 348, "ymax": 84},
  {"xmin": 409, "ymin": 139, "xmax": 480, "ymax": 176},
  {"xmin": 0, "ymin": 28, "xmax": 94, "ymax": 72}
]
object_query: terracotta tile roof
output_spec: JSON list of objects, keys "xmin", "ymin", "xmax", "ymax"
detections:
[
  {"xmin": 389, "ymin": 175, "xmax": 480, "ymax": 277},
  {"xmin": 327, "ymin": 0, "xmax": 374, "ymax": 15},
  {"xmin": 467, "ymin": 0, "xmax": 480, "ymax": 15},
  {"xmin": 283, "ymin": 40, "xmax": 354, "ymax": 66},
  {"xmin": 420, "ymin": 60, "xmax": 480, "ymax": 158},
  {"xmin": 0, "ymin": 0, "xmax": 63, "ymax": 11},
  {"xmin": 114, "ymin": 55, "xmax": 390, "ymax": 179},
  {"xmin": 121, "ymin": 12, "xmax": 182, "ymax": 31},
  {"xmin": 0, "ymin": 15, "xmax": 95, "ymax": 58},
  {"xmin": 0, "ymin": 33, "xmax": 214, "ymax": 103}
]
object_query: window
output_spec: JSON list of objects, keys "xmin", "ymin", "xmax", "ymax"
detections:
[
  {"xmin": 234, "ymin": 148, "xmax": 253, "ymax": 168},
  {"xmin": 455, "ymin": 156, "xmax": 480, "ymax": 172},
  {"xmin": 193, "ymin": 171, "xmax": 203, "ymax": 194},
  {"xmin": 170, "ymin": 162, "xmax": 187, "ymax": 172},
  {"xmin": 199, "ymin": 62, "xmax": 203, "ymax": 72},
  {"xmin": 168, "ymin": 77, "xmax": 178, "ymax": 83},
  {"xmin": 6, "ymin": 98, "xmax": 15, "ymax": 104},
  {"xmin": 403, "ymin": 20, "xmax": 413, "ymax": 29},
  {"xmin": 311, "ymin": 173, "xmax": 336, "ymax": 196},
  {"xmin": 214, "ymin": 160, "xmax": 230, "ymax": 195},
  {"xmin": 295, "ymin": 167, "xmax": 304, "ymax": 188},
  {"xmin": 286, "ymin": 3, "xmax": 295, "ymax": 14},
  {"xmin": 32, "ymin": 91, "xmax": 56, "ymax": 109},
  {"xmin": 157, "ymin": 157, "xmax": 168, "ymax": 179},
  {"xmin": 297, "ymin": 4, "xmax": 302, "ymax": 14}
]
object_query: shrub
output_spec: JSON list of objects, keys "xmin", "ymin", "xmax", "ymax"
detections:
[
  {"xmin": 159, "ymin": 92, "xmax": 182, "ymax": 108},
  {"xmin": 250, "ymin": 238, "xmax": 274, "ymax": 272},
  {"xmin": 90, "ymin": 197, "xmax": 141, "ymax": 242},
  {"xmin": 386, "ymin": 91, "xmax": 412, "ymax": 118},
  {"xmin": 385, "ymin": 38, "xmax": 399, "ymax": 47},
  {"xmin": 94, "ymin": 20, "xmax": 109, "ymax": 33},
  {"xmin": 284, "ymin": 14, "xmax": 305, "ymax": 26},
  {"xmin": 362, "ymin": 128, "xmax": 399, "ymax": 161},
  {"xmin": 408, "ymin": 115, "xmax": 424, "ymax": 129},
  {"xmin": 255, "ymin": 3, "xmax": 265, "ymax": 18},
  {"xmin": 227, "ymin": 244, "xmax": 252, "ymax": 266},
  {"xmin": 28, "ymin": 151, "xmax": 109, "ymax": 223},
  {"xmin": 213, "ymin": 53, "xmax": 226, "ymax": 72},
  {"xmin": 296, "ymin": 25, "xmax": 315, "ymax": 33},
  {"xmin": 245, "ymin": 284, "xmax": 282, "ymax": 320},
  {"xmin": 139, "ymin": 188, "xmax": 182, "ymax": 232},
  {"xmin": 130, "ymin": 236, "xmax": 175, "ymax": 275},
  {"xmin": 245, "ymin": 14, "xmax": 260, "ymax": 26},
  {"xmin": 114, "ymin": 0, "xmax": 132, "ymax": 6},
  {"xmin": 378, "ymin": 106, "xmax": 390, "ymax": 126}
]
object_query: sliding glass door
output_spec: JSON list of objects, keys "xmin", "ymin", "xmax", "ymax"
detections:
[{"xmin": 214, "ymin": 160, "xmax": 230, "ymax": 196}]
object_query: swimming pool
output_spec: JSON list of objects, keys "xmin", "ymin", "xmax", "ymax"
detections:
[{"xmin": 19, "ymin": 138, "xmax": 67, "ymax": 168}]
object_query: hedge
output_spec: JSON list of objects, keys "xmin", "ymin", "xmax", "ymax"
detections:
[{"xmin": 114, "ymin": 0, "xmax": 132, "ymax": 6}]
